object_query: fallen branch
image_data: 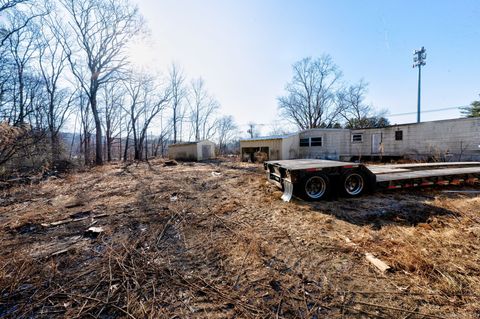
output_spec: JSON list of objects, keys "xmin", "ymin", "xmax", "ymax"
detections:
[
  {"xmin": 348, "ymin": 290, "xmax": 480, "ymax": 297},
  {"xmin": 354, "ymin": 301, "xmax": 446, "ymax": 319},
  {"xmin": 41, "ymin": 214, "xmax": 108, "ymax": 227}
]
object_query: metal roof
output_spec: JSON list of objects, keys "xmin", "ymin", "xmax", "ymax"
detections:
[
  {"xmin": 169, "ymin": 140, "xmax": 214, "ymax": 147},
  {"xmin": 240, "ymin": 133, "xmax": 297, "ymax": 141}
]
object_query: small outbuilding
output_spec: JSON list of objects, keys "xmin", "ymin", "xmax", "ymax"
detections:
[
  {"xmin": 240, "ymin": 133, "xmax": 299, "ymax": 162},
  {"xmin": 168, "ymin": 140, "xmax": 216, "ymax": 161}
]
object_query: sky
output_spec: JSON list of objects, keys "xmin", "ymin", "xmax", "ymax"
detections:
[{"xmin": 129, "ymin": 0, "xmax": 480, "ymax": 136}]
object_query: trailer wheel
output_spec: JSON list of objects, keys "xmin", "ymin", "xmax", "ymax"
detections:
[
  {"xmin": 340, "ymin": 170, "xmax": 366, "ymax": 197},
  {"xmin": 297, "ymin": 174, "xmax": 330, "ymax": 201}
]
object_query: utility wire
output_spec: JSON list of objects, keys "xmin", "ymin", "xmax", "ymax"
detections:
[
  {"xmin": 237, "ymin": 105, "xmax": 468, "ymax": 127},
  {"xmin": 386, "ymin": 105, "xmax": 466, "ymax": 117}
]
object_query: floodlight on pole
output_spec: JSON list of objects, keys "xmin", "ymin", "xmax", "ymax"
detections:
[{"xmin": 413, "ymin": 46, "xmax": 426, "ymax": 123}]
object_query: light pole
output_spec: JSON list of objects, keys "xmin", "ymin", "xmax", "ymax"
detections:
[{"xmin": 413, "ymin": 46, "xmax": 426, "ymax": 123}]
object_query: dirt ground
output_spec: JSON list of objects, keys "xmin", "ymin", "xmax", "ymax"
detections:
[{"xmin": 0, "ymin": 158, "xmax": 479, "ymax": 318}]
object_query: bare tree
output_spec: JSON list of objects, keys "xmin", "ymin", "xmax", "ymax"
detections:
[
  {"xmin": 101, "ymin": 81, "xmax": 124, "ymax": 161},
  {"xmin": 188, "ymin": 78, "xmax": 219, "ymax": 141},
  {"xmin": 216, "ymin": 115, "xmax": 237, "ymax": 155},
  {"xmin": 268, "ymin": 121, "xmax": 294, "ymax": 136},
  {"xmin": 0, "ymin": 9, "xmax": 52, "ymax": 170},
  {"xmin": 337, "ymin": 80, "xmax": 371, "ymax": 128},
  {"xmin": 278, "ymin": 55, "xmax": 343, "ymax": 129},
  {"xmin": 247, "ymin": 122, "xmax": 257, "ymax": 138},
  {"xmin": 6, "ymin": 14, "xmax": 39, "ymax": 125},
  {"xmin": 152, "ymin": 118, "xmax": 172, "ymax": 158},
  {"xmin": 37, "ymin": 14, "xmax": 72, "ymax": 162},
  {"xmin": 77, "ymin": 91, "xmax": 93, "ymax": 165},
  {"xmin": 1, "ymin": 1, "xmax": 49, "ymax": 49},
  {"xmin": 168, "ymin": 63, "xmax": 187, "ymax": 143},
  {"xmin": 338, "ymin": 80, "xmax": 389, "ymax": 129},
  {"xmin": 0, "ymin": 42, "xmax": 15, "ymax": 118},
  {"xmin": 60, "ymin": 0, "xmax": 143, "ymax": 165},
  {"xmin": 0, "ymin": 0, "xmax": 29, "ymax": 12},
  {"xmin": 123, "ymin": 71, "xmax": 170, "ymax": 161}
]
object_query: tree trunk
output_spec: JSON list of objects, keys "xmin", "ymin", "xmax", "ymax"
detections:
[
  {"xmin": 173, "ymin": 111, "xmax": 177, "ymax": 143},
  {"xmin": 123, "ymin": 131, "xmax": 130, "ymax": 161},
  {"xmin": 144, "ymin": 134, "xmax": 148, "ymax": 160},
  {"xmin": 89, "ymin": 86, "xmax": 103, "ymax": 165},
  {"xmin": 18, "ymin": 66, "xmax": 25, "ymax": 124},
  {"xmin": 50, "ymin": 133, "xmax": 60, "ymax": 163},
  {"xmin": 84, "ymin": 132, "xmax": 90, "ymax": 165},
  {"xmin": 106, "ymin": 126, "xmax": 112, "ymax": 162}
]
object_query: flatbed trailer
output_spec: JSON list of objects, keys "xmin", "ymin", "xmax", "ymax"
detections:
[{"xmin": 264, "ymin": 159, "xmax": 480, "ymax": 201}]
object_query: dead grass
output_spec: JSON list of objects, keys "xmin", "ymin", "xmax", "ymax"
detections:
[{"xmin": 0, "ymin": 158, "xmax": 479, "ymax": 318}]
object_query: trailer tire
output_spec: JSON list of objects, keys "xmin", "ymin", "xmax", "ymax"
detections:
[
  {"xmin": 340, "ymin": 170, "xmax": 366, "ymax": 197},
  {"xmin": 297, "ymin": 173, "xmax": 331, "ymax": 201}
]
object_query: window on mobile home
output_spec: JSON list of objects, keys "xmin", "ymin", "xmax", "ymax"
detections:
[
  {"xmin": 299, "ymin": 138, "xmax": 309, "ymax": 147},
  {"xmin": 395, "ymin": 130, "xmax": 403, "ymax": 141},
  {"xmin": 351, "ymin": 134, "xmax": 363, "ymax": 142},
  {"xmin": 311, "ymin": 137, "xmax": 322, "ymax": 146}
]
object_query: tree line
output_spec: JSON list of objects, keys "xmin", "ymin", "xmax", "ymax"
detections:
[
  {"xmin": 278, "ymin": 56, "xmax": 480, "ymax": 129},
  {"xmin": 0, "ymin": 0, "xmax": 238, "ymax": 173},
  {"xmin": 277, "ymin": 55, "xmax": 390, "ymax": 130},
  {"xmin": 3, "ymin": 0, "xmax": 474, "ymax": 174}
]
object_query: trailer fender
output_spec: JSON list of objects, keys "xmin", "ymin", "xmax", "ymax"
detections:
[{"xmin": 281, "ymin": 179, "xmax": 294, "ymax": 202}]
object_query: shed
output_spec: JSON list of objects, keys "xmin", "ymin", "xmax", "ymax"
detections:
[
  {"xmin": 239, "ymin": 134, "xmax": 299, "ymax": 162},
  {"xmin": 168, "ymin": 140, "xmax": 216, "ymax": 161}
]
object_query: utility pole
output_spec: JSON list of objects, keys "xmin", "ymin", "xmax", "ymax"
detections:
[{"xmin": 413, "ymin": 46, "xmax": 427, "ymax": 123}]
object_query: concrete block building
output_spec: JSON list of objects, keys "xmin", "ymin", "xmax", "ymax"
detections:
[{"xmin": 168, "ymin": 140, "xmax": 216, "ymax": 161}]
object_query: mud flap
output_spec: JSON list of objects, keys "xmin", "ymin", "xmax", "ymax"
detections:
[{"xmin": 281, "ymin": 180, "xmax": 294, "ymax": 202}]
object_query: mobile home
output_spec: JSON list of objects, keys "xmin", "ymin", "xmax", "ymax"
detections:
[{"xmin": 240, "ymin": 117, "xmax": 480, "ymax": 162}]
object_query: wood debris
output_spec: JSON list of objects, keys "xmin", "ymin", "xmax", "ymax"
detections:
[{"xmin": 365, "ymin": 253, "xmax": 391, "ymax": 273}]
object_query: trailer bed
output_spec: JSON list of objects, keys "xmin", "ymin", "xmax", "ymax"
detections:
[
  {"xmin": 373, "ymin": 166, "xmax": 480, "ymax": 182},
  {"xmin": 264, "ymin": 159, "xmax": 480, "ymax": 201},
  {"xmin": 367, "ymin": 162, "xmax": 480, "ymax": 182},
  {"xmin": 264, "ymin": 159, "xmax": 360, "ymax": 171}
]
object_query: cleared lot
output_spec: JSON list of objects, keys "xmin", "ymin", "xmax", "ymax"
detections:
[{"xmin": 0, "ymin": 159, "xmax": 479, "ymax": 318}]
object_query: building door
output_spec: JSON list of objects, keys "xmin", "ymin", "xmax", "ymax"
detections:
[
  {"xmin": 371, "ymin": 133, "xmax": 382, "ymax": 154},
  {"xmin": 202, "ymin": 145, "xmax": 211, "ymax": 159}
]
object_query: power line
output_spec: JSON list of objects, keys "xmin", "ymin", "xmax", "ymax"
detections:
[
  {"xmin": 235, "ymin": 105, "xmax": 468, "ymax": 130},
  {"xmin": 386, "ymin": 105, "xmax": 466, "ymax": 117},
  {"xmin": 237, "ymin": 105, "xmax": 467, "ymax": 126}
]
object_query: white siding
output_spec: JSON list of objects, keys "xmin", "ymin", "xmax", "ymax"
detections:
[
  {"xmin": 281, "ymin": 135, "xmax": 300, "ymax": 159},
  {"xmin": 381, "ymin": 118, "xmax": 480, "ymax": 160},
  {"xmin": 238, "ymin": 118, "xmax": 480, "ymax": 161},
  {"xmin": 299, "ymin": 129, "xmax": 350, "ymax": 160}
]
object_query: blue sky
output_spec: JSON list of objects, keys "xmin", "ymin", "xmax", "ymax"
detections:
[{"xmin": 131, "ymin": 0, "xmax": 480, "ymax": 135}]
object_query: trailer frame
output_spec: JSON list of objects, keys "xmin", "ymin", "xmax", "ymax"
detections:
[{"xmin": 264, "ymin": 159, "xmax": 480, "ymax": 201}]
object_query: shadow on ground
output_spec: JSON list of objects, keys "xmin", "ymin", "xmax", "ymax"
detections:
[{"xmin": 301, "ymin": 194, "xmax": 460, "ymax": 229}]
